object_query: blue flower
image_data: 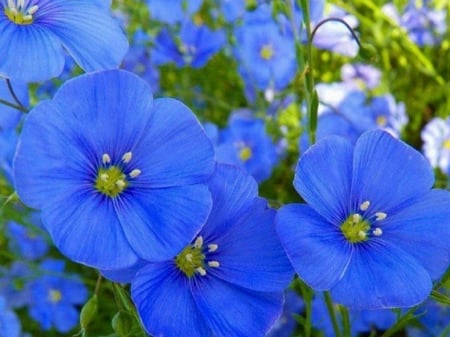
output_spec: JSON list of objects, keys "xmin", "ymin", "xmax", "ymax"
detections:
[
  {"xmin": 0, "ymin": 295, "xmax": 21, "ymax": 337},
  {"xmin": 146, "ymin": 0, "xmax": 202, "ymax": 24},
  {"xmin": 6, "ymin": 219, "xmax": 49, "ymax": 260},
  {"xmin": 277, "ymin": 130, "xmax": 450, "ymax": 309},
  {"xmin": 131, "ymin": 164, "xmax": 294, "ymax": 337},
  {"xmin": 341, "ymin": 63, "xmax": 382, "ymax": 90},
  {"xmin": 27, "ymin": 259, "xmax": 88, "ymax": 333},
  {"xmin": 13, "ymin": 69, "xmax": 215, "ymax": 270},
  {"xmin": 421, "ymin": 117, "xmax": 450, "ymax": 175},
  {"xmin": 0, "ymin": 261, "xmax": 32, "ymax": 308},
  {"xmin": 0, "ymin": 0, "xmax": 128, "ymax": 82}
]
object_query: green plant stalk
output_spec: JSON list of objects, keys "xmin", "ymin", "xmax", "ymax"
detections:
[{"xmin": 324, "ymin": 291, "xmax": 343, "ymax": 337}]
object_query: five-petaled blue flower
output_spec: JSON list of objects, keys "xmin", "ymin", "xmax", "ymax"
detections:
[
  {"xmin": 0, "ymin": 0, "xmax": 128, "ymax": 82},
  {"xmin": 277, "ymin": 130, "xmax": 450, "ymax": 309},
  {"xmin": 131, "ymin": 163, "xmax": 294, "ymax": 337},
  {"xmin": 13, "ymin": 69, "xmax": 215, "ymax": 270}
]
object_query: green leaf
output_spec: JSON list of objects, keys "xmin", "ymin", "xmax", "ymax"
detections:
[{"xmin": 80, "ymin": 295, "xmax": 98, "ymax": 330}]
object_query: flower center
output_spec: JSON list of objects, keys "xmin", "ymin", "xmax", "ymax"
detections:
[
  {"xmin": 376, "ymin": 115, "xmax": 388, "ymax": 127},
  {"xmin": 340, "ymin": 201, "xmax": 387, "ymax": 243},
  {"xmin": 175, "ymin": 236, "xmax": 220, "ymax": 278},
  {"xmin": 260, "ymin": 44, "xmax": 274, "ymax": 60},
  {"xmin": 239, "ymin": 146, "xmax": 253, "ymax": 162},
  {"xmin": 48, "ymin": 289, "xmax": 62, "ymax": 303},
  {"xmin": 443, "ymin": 139, "xmax": 450, "ymax": 150},
  {"xmin": 4, "ymin": 0, "xmax": 39, "ymax": 25},
  {"xmin": 94, "ymin": 152, "xmax": 141, "ymax": 198}
]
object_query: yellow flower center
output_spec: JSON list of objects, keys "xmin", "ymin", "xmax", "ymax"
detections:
[
  {"xmin": 4, "ymin": 1, "xmax": 39, "ymax": 25},
  {"xmin": 239, "ymin": 146, "xmax": 253, "ymax": 162},
  {"xmin": 376, "ymin": 115, "xmax": 387, "ymax": 127},
  {"xmin": 443, "ymin": 139, "xmax": 450, "ymax": 150},
  {"xmin": 48, "ymin": 289, "xmax": 62, "ymax": 303},
  {"xmin": 260, "ymin": 44, "xmax": 274, "ymax": 60},
  {"xmin": 95, "ymin": 166, "xmax": 128, "ymax": 197}
]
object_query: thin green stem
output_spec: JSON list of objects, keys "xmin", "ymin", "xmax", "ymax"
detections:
[
  {"xmin": 310, "ymin": 17, "xmax": 363, "ymax": 49},
  {"xmin": 0, "ymin": 98, "xmax": 28, "ymax": 112},
  {"xmin": 324, "ymin": 292, "xmax": 343, "ymax": 337},
  {"xmin": 298, "ymin": 280, "xmax": 313, "ymax": 337}
]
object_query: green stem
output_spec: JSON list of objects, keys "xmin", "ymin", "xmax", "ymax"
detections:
[
  {"xmin": 0, "ymin": 98, "xmax": 28, "ymax": 112},
  {"xmin": 298, "ymin": 280, "xmax": 313, "ymax": 337},
  {"xmin": 324, "ymin": 292, "xmax": 343, "ymax": 337}
]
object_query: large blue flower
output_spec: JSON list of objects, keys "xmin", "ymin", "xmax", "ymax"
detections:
[
  {"xmin": 131, "ymin": 164, "xmax": 294, "ymax": 337},
  {"xmin": 0, "ymin": 0, "xmax": 128, "ymax": 82},
  {"xmin": 277, "ymin": 130, "xmax": 450, "ymax": 309},
  {"xmin": 13, "ymin": 69, "xmax": 215, "ymax": 270}
]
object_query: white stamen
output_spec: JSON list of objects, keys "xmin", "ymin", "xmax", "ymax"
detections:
[
  {"xmin": 208, "ymin": 261, "xmax": 220, "ymax": 268},
  {"xmin": 372, "ymin": 227, "xmax": 383, "ymax": 236},
  {"xmin": 375, "ymin": 212, "xmax": 387, "ymax": 221},
  {"xmin": 115, "ymin": 179, "xmax": 126, "ymax": 189},
  {"xmin": 359, "ymin": 201, "xmax": 370, "ymax": 211},
  {"xmin": 7, "ymin": 0, "xmax": 15, "ymax": 9},
  {"xmin": 122, "ymin": 152, "xmax": 132, "ymax": 163},
  {"xmin": 194, "ymin": 236, "xmax": 203, "ymax": 249},
  {"xmin": 358, "ymin": 230, "xmax": 366, "ymax": 239},
  {"xmin": 22, "ymin": 14, "xmax": 32, "ymax": 21},
  {"xmin": 17, "ymin": 0, "xmax": 24, "ymax": 9},
  {"xmin": 27, "ymin": 5, "xmax": 39, "ymax": 15},
  {"xmin": 352, "ymin": 213, "xmax": 362, "ymax": 224},
  {"xmin": 208, "ymin": 244, "xmax": 218, "ymax": 252},
  {"xmin": 129, "ymin": 169, "xmax": 141, "ymax": 178},
  {"xmin": 100, "ymin": 173, "xmax": 109, "ymax": 181},
  {"xmin": 102, "ymin": 153, "xmax": 111, "ymax": 164},
  {"xmin": 185, "ymin": 253, "xmax": 193, "ymax": 262},
  {"xmin": 196, "ymin": 267, "xmax": 206, "ymax": 276}
]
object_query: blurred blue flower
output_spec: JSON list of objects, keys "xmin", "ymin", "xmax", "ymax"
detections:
[
  {"xmin": 214, "ymin": 110, "xmax": 281, "ymax": 183},
  {"xmin": 0, "ymin": 0, "xmax": 128, "ymax": 82},
  {"xmin": 234, "ymin": 4, "xmax": 296, "ymax": 91},
  {"xmin": 28, "ymin": 259, "xmax": 88, "ymax": 333},
  {"xmin": 267, "ymin": 289, "xmax": 304, "ymax": 337},
  {"xmin": 131, "ymin": 164, "xmax": 293, "ymax": 337},
  {"xmin": 6, "ymin": 220, "xmax": 49, "ymax": 260},
  {"xmin": 146, "ymin": 0, "xmax": 202, "ymax": 24},
  {"xmin": 277, "ymin": 130, "xmax": 450, "ymax": 309},
  {"xmin": 421, "ymin": 117, "xmax": 450, "ymax": 175},
  {"xmin": 0, "ymin": 261, "xmax": 32, "ymax": 308},
  {"xmin": 153, "ymin": 21, "xmax": 225, "ymax": 68},
  {"xmin": 383, "ymin": 1, "xmax": 446, "ymax": 46},
  {"xmin": 0, "ymin": 295, "xmax": 21, "ymax": 337},
  {"xmin": 0, "ymin": 129, "xmax": 19, "ymax": 183},
  {"xmin": 312, "ymin": 5, "xmax": 359, "ymax": 57},
  {"xmin": 13, "ymin": 70, "xmax": 215, "ymax": 270},
  {"xmin": 217, "ymin": 0, "xmax": 245, "ymax": 22},
  {"xmin": 341, "ymin": 63, "xmax": 382, "ymax": 90}
]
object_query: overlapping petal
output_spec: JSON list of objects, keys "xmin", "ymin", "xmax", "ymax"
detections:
[
  {"xmin": 131, "ymin": 262, "xmax": 211, "ymax": 337},
  {"xmin": 295, "ymin": 136, "xmax": 353, "ymax": 225},
  {"xmin": 193, "ymin": 277, "xmax": 284, "ymax": 337},
  {"xmin": 331, "ymin": 241, "xmax": 432, "ymax": 309},
  {"xmin": 351, "ymin": 130, "xmax": 434, "ymax": 214},
  {"xmin": 42, "ymin": 190, "xmax": 139, "ymax": 269},
  {"xmin": 276, "ymin": 204, "xmax": 353, "ymax": 290},
  {"xmin": 116, "ymin": 184, "xmax": 212, "ymax": 262}
]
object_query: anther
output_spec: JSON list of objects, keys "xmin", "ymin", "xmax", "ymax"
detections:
[
  {"xmin": 27, "ymin": 5, "xmax": 39, "ymax": 15},
  {"xmin": 207, "ymin": 244, "xmax": 218, "ymax": 252},
  {"xmin": 122, "ymin": 152, "xmax": 132, "ymax": 163},
  {"xmin": 359, "ymin": 201, "xmax": 370, "ymax": 211},
  {"xmin": 194, "ymin": 236, "xmax": 203, "ymax": 249},
  {"xmin": 22, "ymin": 14, "xmax": 31, "ymax": 20},
  {"xmin": 100, "ymin": 173, "xmax": 109, "ymax": 181},
  {"xmin": 129, "ymin": 169, "xmax": 141, "ymax": 178},
  {"xmin": 102, "ymin": 153, "xmax": 111, "ymax": 164},
  {"xmin": 358, "ymin": 230, "xmax": 366, "ymax": 239},
  {"xmin": 115, "ymin": 180, "xmax": 126, "ymax": 189},
  {"xmin": 196, "ymin": 267, "xmax": 206, "ymax": 276},
  {"xmin": 352, "ymin": 213, "xmax": 362, "ymax": 224},
  {"xmin": 372, "ymin": 227, "xmax": 383, "ymax": 236},
  {"xmin": 208, "ymin": 261, "xmax": 220, "ymax": 268},
  {"xmin": 375, "ymin": 212, "xmax": 387, "ymax": 221},
  {"xmin": 185, "ymin": 253, "xmax": 193, "ymax": 262}
]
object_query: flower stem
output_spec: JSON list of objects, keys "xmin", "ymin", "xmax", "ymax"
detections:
[
  {"xmin": 0, "ymin": 98, "xmax": 28, "ymax": 113},
  {"xmin": 324, "ymin": 291, "xmax": 343, "ymax": 337}
]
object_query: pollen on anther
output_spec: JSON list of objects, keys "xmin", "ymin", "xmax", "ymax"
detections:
[
  {"xmin": 208, "ymin": 244, "xmax": 218, "ymax": 252},
  {"xmin": 373, "ymin": 227, "xmax": 383, "ymax": 236},
  {"xmin": 129, "ymin": 169, "xmax": 141, "ymax": 178},
  {"xmin": 196, "ymin": 267, "xmax": 207, "ymax": 276},
  {"xmin": 122, "ymin": 152, "xmax": 132, "ymax": 163},
  {"xmin": 27, "ymin": 5, "xmax": 39, "ymax": 15},
  {"xmin": 359, "ymin": 201, "xmax": 370, "ymax": 211},
  {"xmin": 352, "ymin": 213, "xmax": 362, "ymax": 223},
  {"xmin": 358, "ymin": 230, "xmax": 366, "ymax": 239},
  {"xmin": 115, "ymin": 179, "xmax": 126, "ymax": 189},
  {"xmin": 208, "ymin": 261, "xmax": 220, "ymax": 268},
  {"xmin": 102, "ymin": 153, "xmax": 111, "ymax": 164},
  {"xmin": 375, "ymin": 212, "xmax": 387, "ymax": 221},
  {"xmin": 185, "ymin": 253, "xmax": 193, "ymax": 262},
  {"xmin": 100, "ymin": 173, "xmax": 109, "ymax": 181},
  {"xmin": 194, "ymin": 236, "xmax": 203, "ymax": 249}
]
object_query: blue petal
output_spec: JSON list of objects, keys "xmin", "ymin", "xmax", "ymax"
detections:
[
  {"xmin": 0, "ymin": 18, "xmax": 64, "ymax": 81},
  {"xmin": 52, "ymin": 305, "xmax": 79, "ymax": 333},
  {"xmin": 41, "ymin": 190, "xmax": 139, "ymax": 269},
  {"xmin": 131, "ymin": 262, "xmax": 211, "ymax": 337},
  {"xmin": 380, "ymin": 189, "xmax": 450, "ymax": 280},
  {"xmin": 133, "ymin": 97, "xmax": 215, "ymax": 188},
  {"xmin": 37, "ymin": 0, "xmax": 128, "ymax": 72},
  {"xmin": 101, "ymin": 259, "xmax": 147, "ymax": 283},
  {"xmin": 295, "ymin": 136, "xmax": 354, "ymax": 225},
  {"xmin": 193, "ymin": 277, "xmax": 284, "ymax": 337},
  {"xmin": 331, "ymin": 241, "xmax": 432, "ymax": 309},
  {"xmin": 116, "ymin": 184, "xmax": 212, "ymax": 261},
  {"xmin": 276, "ymin": 204, "xmax": 353, "ymax": 290},
  {"xmin": 351, "ymin": 130, "xmax": 434, "ymax": 214}
]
